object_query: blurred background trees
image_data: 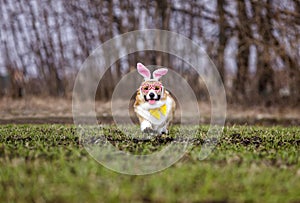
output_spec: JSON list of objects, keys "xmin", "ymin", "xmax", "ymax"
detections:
[{"xmin": 0, "ymin": 0, "xmax": 299, "ymax": 106}]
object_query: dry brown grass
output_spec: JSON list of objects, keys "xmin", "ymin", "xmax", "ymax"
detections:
[{"xmin": 0, "ymin": 96, "xmax": 299, "ymax": 124}]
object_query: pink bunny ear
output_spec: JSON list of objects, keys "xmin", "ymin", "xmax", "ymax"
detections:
[
  {"xmin": 153, "ymin": 68, "xmax": 168, "ymax": 80},
  {"xmin": 137, "ymin": 63, "xmax": 151, "ymax": 80}
]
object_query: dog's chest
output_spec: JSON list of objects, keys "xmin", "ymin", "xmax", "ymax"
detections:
[{"xmin": 135, "ymin": 97, "xmax": 173, "ymax": 125}]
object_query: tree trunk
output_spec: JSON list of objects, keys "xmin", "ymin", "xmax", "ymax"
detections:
[
  {"xmin": 254, "ymin": 0, "xmax": 275, "ymax": 104},
  {"xmin": 234, "ymin": 0, "xmax": 251, "ymax": 101},
  {"xmin": 216, "ymin": 0, "xmax": 227, "ymax": 83},
  {"xmin": 155, "ymin": 0, "xmax": 170, "ymax": 67}
]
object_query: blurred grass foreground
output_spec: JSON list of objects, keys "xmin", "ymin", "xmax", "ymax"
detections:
[{"xmin": 0, "ymin": 125, "xmax": 299, "ymax": 202}]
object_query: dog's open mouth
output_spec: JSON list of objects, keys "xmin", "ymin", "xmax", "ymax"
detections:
[
  {"xmin": 148, "ymin": 100, "xmax": 156, "ymax": 105},
  {"xmin": 144, "ymin": 95, "xmax": 160, "ymax": 105}
]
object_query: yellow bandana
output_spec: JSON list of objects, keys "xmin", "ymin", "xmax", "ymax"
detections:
[{"xmin": 149, "ymin": 104, "xmax": 167, "ymax": 120}]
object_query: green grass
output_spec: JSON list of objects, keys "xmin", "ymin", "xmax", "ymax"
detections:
[{"xmin": 0, "ymin": 124, "xmax": 299, "ymax": 203}]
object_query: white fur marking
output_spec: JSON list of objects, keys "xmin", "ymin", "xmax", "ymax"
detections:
[{"xmin": 141, "ymin": 120, "xmax": 151, "ymax": 131}]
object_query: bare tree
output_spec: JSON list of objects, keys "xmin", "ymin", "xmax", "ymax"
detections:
[
  {"xmin": 216, "ymin": 0, "xmax": 228, "ymax": 83},
  {"xmin": 233, "ymin": 0, "xmax": 251, "ymax": 101},
  {"xmin": 0, "ymin": 0, "xmax": 299, "ymax": 105}
]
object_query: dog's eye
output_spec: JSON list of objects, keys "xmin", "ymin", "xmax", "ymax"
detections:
[
  {"xmin": 155, "ymin": 86, "xmax": 160, "ymax": 90},
  {"xmin": 143, "ymin": 86, "xmax": 149, "ymax": 90}
]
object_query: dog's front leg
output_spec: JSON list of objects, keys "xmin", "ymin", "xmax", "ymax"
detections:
[
  {"xmin": 141, "ymin": 120, "xmax": 152, "ymax": 132},
  {"xmin": 158, "ymin": 125, "xmax": 168, "ymax": 135}
]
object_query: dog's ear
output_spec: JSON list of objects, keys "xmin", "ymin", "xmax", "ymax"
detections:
[
  {"xmin": 137, "ymin": 63, "xmax": 151, "ymax": 80},
  {"xmin": 153, "ymin": 68, "xmax": 168, "ymax": 80}
]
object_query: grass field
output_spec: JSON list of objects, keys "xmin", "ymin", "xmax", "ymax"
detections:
[{"xmin": 0, "ymin": 124, "xmax": 299, "ymax": 203}]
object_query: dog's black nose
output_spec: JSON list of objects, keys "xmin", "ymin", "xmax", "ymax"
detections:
[{"xmin": 149, "ymin": 92, "xmax": 155, "ymax": 98}]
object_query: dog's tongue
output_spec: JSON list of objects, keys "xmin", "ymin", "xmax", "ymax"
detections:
[{"xmin": 149, "ymin": 100, "xmax": 156, "ymax": 105}]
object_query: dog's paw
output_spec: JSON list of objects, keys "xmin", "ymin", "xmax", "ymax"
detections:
[
  {"xmin": 143, "ymin": 127, "xmax": 156, "ymax": 134},
  {"xmin": 159, "ymin": 126, "xmax": 168, "ymax": 135},
  {"xmin": 161, "ymin": 130, "xmax": 168, "ymax": 135}
]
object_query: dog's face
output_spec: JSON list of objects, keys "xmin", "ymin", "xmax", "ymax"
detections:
[
  {"xmin": 140, "ymin": 80, "xmax": 164, "ymax": 105},
  {"xmin": 135, "ymin": 62, "xmax": 168, "ymax": 106}
]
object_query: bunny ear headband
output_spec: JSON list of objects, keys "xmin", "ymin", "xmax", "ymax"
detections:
[{"xmin": 137, "ymin": 62, "xmax": 168, "ymax": 81}]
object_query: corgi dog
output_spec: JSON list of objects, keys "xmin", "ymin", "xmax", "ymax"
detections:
[{"xmin": 134, "ymin": 63, "xmax": 176, "ymax": 134}]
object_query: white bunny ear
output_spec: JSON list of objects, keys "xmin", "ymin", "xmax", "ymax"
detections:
[
  {"xmin": 137, "ymin": 63, "xmax": 151, "ymax": 80},
  {"xmin": 153, "ymin": 68, "xmax": 168, "ymax": 80}
]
